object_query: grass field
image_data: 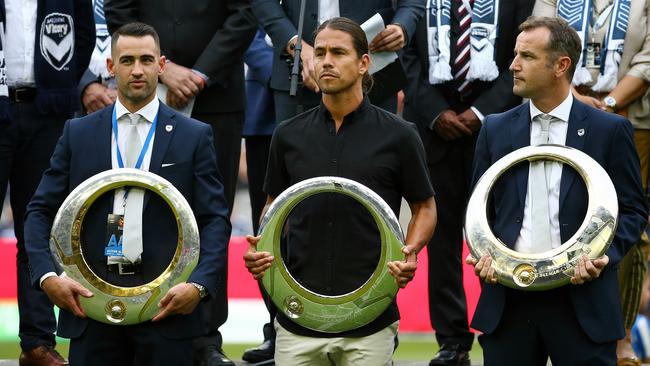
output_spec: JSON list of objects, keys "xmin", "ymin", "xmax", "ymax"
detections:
[{"xmin": 0, "ymin": 336, "xmax": 484, "ymax": 362}]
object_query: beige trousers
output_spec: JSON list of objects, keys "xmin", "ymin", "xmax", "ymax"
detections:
[{"xmin": 273, "ymin": 319, "xmax": 399, "ymax": 366}]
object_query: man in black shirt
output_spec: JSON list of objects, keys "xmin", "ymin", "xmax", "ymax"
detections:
[{"xmin": 244, "ymin": 17, "xmax": 436, "ymax": 364}]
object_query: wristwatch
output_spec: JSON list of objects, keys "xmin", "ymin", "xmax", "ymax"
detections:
[
  {"xmin": 603, "ymin": 96, "xmax": 617, "ymax": 111},
  {"xmin": 189, "ymin": 282, "xmax": 208, "ymax": 299}
]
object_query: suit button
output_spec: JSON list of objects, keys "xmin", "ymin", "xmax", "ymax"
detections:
[
  {"xmin": 515, "ymin": 217, "xmax": 522, "ymax": 223},
  {"xmin": 174, "ymin": 19, "xmax": 182, "ymax": 25}
]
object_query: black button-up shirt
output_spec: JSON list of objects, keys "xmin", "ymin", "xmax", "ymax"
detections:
[{"xmin": 264, "ymin": 96, "xmax": 433, "ymax": 338}]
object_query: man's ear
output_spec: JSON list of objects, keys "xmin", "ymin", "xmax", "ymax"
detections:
[
  {"xmin": 158, "ymin": 55, "xmax": 167, "ymax": 76},
  {"xmin": 107, "ymin": 58, "xmax": 115, "ymax": 77},
  {"xmin": 359, "ymin": 53, "xmax": 370, "ymax": 75},
  {"xmin": 556, "ymin": 55, "xmax": 572, "ymax": 79}
]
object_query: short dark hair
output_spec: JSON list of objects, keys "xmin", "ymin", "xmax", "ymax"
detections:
[
  {"xmin": 314, "ymin": 17, "xmax": 374, "ymax": 93},
  {"xmin": 111, "ymin": 22, "xmax": 161, "ymax": 54},
  {"xmin": 519, "ymin": 16, "xmax": 581, "ymax": 81}
]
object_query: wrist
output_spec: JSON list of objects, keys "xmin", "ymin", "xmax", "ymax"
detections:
[{"xmin": 188, "ymin": 282, "xmax": 207, "ymax": 299}]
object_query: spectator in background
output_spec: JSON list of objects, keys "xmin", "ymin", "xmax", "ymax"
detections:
[
  {"xmin": 632, "ymin": 271, "xmax": 650, "ymax": 363},
  {"xmin": 533, "ymin": 1, "xmax": 650, "ymax": 364},
  {"xmin": 79, "ymin": 0, "xmax": 117, "ymax": 115},
  {"xmin": 0, "ymin": 1, "xmax": 94, "ymax": 365},
  {"xmin": 104, "ymin": 1, "xmax": 257, "ymax": 365},
  {"xmin": 401, "ymin": 1, "xmax": 535, "ymax": 364},
  {"xmin": 240, "ymin": 29, "xmax": 277, "ymax": 363}
]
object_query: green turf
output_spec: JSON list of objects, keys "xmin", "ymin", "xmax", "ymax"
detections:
[{"xmin": 0, "ymin": 337, "xmax": 484, "ymax": 361}]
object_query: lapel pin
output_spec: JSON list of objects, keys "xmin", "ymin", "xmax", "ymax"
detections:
[
  {"xmin": 577, "ymin": 128, "xmax": 585, "ymax": 136},
  {"xmin": 165, "ymin": 125, "xmax": 173, "ymax": 132}
]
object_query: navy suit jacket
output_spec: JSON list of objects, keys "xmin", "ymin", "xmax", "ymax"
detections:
[
  {"xmin": 24, "ymin": 102, "xmax": 232, "ymax": 340},
  {"xmin": 470, "ymin": 99, "xmax": 648, "ymax": 343}
]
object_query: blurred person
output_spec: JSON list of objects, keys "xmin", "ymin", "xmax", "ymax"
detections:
[
  {"xmin": 23, "ymin": 22, "xmax": 231, "ymax": 366},
  {"xmin": 244, "ymin": 17, "xmax": 437, "ymax": 365},
  {"xmin": 240, "ymin": 28, "xmax": 277, "ymax": 364},
  {"xmin": 533, "ymin": 1, "xmax": 650, "ymax": 364},
  {"xmin": 401, "ymin": 1, "xmax": 535, "ymax": 364},
  {"xmin": 467, "ymin": 16, "xmax": 647, "ymax": 365},
  {"xmin": 0, "ymin": 0, "xmax": 94, "ymax": 364},
  {"xmin": 104, "ymin": 2, "xmax": 257, "ymax": 365},
  {"xmin": 631, "ymin": 272, "xmax": 650, "ymax": 362}
]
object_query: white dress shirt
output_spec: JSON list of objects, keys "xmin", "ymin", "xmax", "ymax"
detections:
[
  {"xmin": 318, "ymin": 0, "xmax": 341, "ymax": 25},
  {"xmin": 111, "ymin": 97, "xmax": 158, "ymax": 213},
  {"xmin": 5, "ymin": 0, "xmax": 37, "ymax": 87},
  {"xmin": 514, "ymin": 92, "xmax": 572, "ymax": 253}
]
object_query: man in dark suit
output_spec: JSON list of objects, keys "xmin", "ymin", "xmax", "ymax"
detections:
[
  {"xmin": 401, "ymin": 1, "xmax": 534, "ymax": 364},
  {"xmin": 103, "ymin": 2, "xmax": 257, "ymax": 365},
  {"xmin": 23, "ymin": 23, "xmax": 231, "ymax": 366},
  {"xmin": 467, "ymin": 17, "xmax": 648, "ymax": 365},
  {"xmin": 251, "ymin": 0, "xmax": 425, "ymax": 121}
]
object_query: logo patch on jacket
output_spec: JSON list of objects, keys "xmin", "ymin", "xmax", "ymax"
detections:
[{"xmin": 40, "ymin": 13, "xmax": 75, "ymax": 71}]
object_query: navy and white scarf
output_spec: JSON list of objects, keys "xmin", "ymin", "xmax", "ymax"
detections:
[
  {"xmin": 89, "ymin": 0, "xmax": 111, "ymax": 80},
  {"xmin": 426, "ymin": 0, "xmax": 500, "ymax": 85},
  {"xmin": 558, "ymin": 0, "xmax": 630, "ymax": 91}
]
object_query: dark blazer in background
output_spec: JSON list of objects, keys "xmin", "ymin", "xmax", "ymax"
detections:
[
  {"xmin": 251, "ymin": 0, "xmax": 424, "ymax": 105},
  {"xmin": 24, "ymin": 103, "xmax": 232, "ymax": 340},
  {"xmin": 471, "ymin": 100, "xmax": 648, "ymax": 343},
  {"xmin": 104, "ymin": 0, "xmax": 257, "ymax": 115}
]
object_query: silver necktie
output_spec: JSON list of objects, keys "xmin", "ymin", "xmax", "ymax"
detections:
[
  {"xmin": 529, "ymin": 114, "xmax": 554, "ymax": 252},
  {"xmin": 122, "ymin": 113, "xmax": 145, "ymax": 263}
]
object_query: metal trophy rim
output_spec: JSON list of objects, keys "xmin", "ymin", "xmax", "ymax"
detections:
[
  {"xmin": 257, "ymin": 176, "xmax": 405, "ymax": 333},
  {"xmin": 50, "ymin": 168, "xmax": 199, "ymax": 324},
  {"xmin": 464, "ymin": 145, "xmax": 618, "ymax": 290}
]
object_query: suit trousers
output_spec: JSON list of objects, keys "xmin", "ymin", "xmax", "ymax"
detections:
[
  {"xmin": 426, "ymin": 133, "xmax": 475, "ymax": 350},
  {"xmin": 479, "ymin": 287, "xmax": 617, "ymax": 366},
  {"xmin": 68, "ymin": 319, "xmax": 193, "ymax": 366},
  {"xmin": 190, "ymin": 111, "xmax": 243, "ymax": 348},
  {"xmin": 0, "ymin": 101, "xmax": 66, "ymax": 351}
]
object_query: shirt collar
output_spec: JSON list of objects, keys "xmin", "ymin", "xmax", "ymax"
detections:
[
  {"xmin": 529, "ymin": 91, "xmax": 573, "ymax": 123},
  {"xmin": 114, "ymin": 97, "xmax": 160, "ymax": 124},
  {"xmin": 318, "ymin": 95, "xmax": 371, "ymax": 123}
]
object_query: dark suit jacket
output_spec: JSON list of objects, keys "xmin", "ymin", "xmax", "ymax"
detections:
[
  {"xmin": 243, "ymin": 29, "xmax": 275, "ymax": 137},
  {"xmin": 402, "ymin": 0, "xmax": 534, "ymax": 164},
  {"xmin": 24, "ymin": 102, "xmax": 232, "ymax": 340},
  {"xmin": 470, "ymin": 99, "xmax": 648, "ymax": 343},
  {"xmin": 104, "ymin": 0, "xmax": 257, "ymax": 114},
  {"xmin": 251, "ymin": 0, "xmax": 424, "ymax": 95}
]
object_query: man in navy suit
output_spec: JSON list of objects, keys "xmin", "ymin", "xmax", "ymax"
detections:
[
  {"xmin": 467, "ymin": 17, "xmax": 648, "ymax": 365},
  {"xmin": 23, "ymin": 22, "xmax": 231, "ymax": 366}
]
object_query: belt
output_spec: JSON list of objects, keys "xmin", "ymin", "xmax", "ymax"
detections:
[
  {"xmin": 107, "ymin": 262, "xmax": 142, "ymax": 275},
  {"xmin": 8, "ymin": 87, "xmax": 37, "ymax": 103}
]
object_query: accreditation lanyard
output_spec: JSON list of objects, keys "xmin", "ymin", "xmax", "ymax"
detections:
[{"xmin": 111, "ymin": 106, "xmax": 158, "ymax": 204}]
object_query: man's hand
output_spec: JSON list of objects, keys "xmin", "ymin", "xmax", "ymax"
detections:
[
  {"xmin": 387, "ymin": 245, "xmax": 418, "ymax": 288},
  {"xmin": 151, "ymin": 282, "xmax": 201, "ymax": 322},
  {"xmin": 570, "ymin": 255, "xmax": 609, "ymax": 285},
  {"xmin": 82, "ymin": 82, "xmax": 117, "ymax": 113},
  {"xmin": 369, "ymin": 24, "xmax": 406, "ymax": 52},
  {"xmin": 573, "ymin": 92, "xmax": 604, "ymax": 110},
  {"xmin": 41, "ymin": 276, "xmax": 93, "ymax": 318},
  {"xmin": 434, "ymin": 110, "xmax": 472, "ymax": 141},
  {"xmin": 457, "ymin": 108, "xmax": 481, "ymax": 133},
  {"xmin": 160, "ymin": 62, "xmax": 206, "ymax": 108},
  {"xmin": 466, "ymin": 254, "xmax": 497, "ymax": 284},
  {"xmin": 287, "ymin": 41, "xmax": 319, "ymax": 93},
  {"xmin": 243, "ymin": 235, "xmax": 274, "ymax": 279}
]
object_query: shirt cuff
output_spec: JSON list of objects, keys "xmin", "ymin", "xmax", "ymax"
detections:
[
  {"xmin": 192, "ymin": 69, "xmax": 210, "ymax": 86},
  {"xmin": 429, "ymin": 112, "xmax": 442, "ymax": 130},
  {"xmin": 470, "ymin": 106, "xmax": 485, "ymax": 123},
  {"xmin": 39, "ymin": 272, "xmax": 58, "ymax": 288},
  {"xmin": 286, "ymin": 35, "xmax": 298, "ymax": 54}
]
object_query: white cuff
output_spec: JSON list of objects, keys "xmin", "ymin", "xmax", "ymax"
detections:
[
  {"xmin": 470, "ymin": 106, "xmax": 485, "ymax": 123},
  {"xmin": 39, "ymin": 272, "xmax": 58, "ymax": 288}
]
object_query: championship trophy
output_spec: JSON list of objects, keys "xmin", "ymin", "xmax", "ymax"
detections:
[
  {"xmin": 257, "ymin": 176, "xmax": 405, "ymax": 333},
  {"xmin": 49, "ymin": 168, "xmax": 199, "ymax": 324},
  {"xmin": 465, "ymin": 145, "xmax": 618, "ymax": 290}
]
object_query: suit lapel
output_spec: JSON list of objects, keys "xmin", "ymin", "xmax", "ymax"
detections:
[
  {"xmin": 511, "ymin": 103, "xmax": 531, "ymax": 209},
  {"xmin": 559, "ymin": 99, "xmax": 588, "ymax": 210},
  {"xmin": 95, "ymin": 107, "xmax": 113, "ymax": 173},
  {"xmin": 145, "ymin": 103, "xmax": 177, "ymax": 208}
]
